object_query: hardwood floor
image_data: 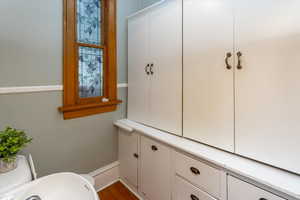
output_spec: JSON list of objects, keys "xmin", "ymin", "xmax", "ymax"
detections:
[{"xmin": 98, "ymin": 181, "xmax": 139, "ymax": 200}]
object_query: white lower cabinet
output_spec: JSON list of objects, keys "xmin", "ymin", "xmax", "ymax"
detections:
[
  {"xmin": 228, "ymin": 176, "xmax": 285, "ymax": 200},
  {"xmin": 140, "ymin": 136, "xmax": 171, "ymax": 200},
  {"xmin": 118, "ymin": 130, "xmax": 139, "ymax": 188},
  {"xmin": 118, "ymin": 130, "xmax": 289, "ymax": 200},
  {"xmin": 174, "ymin": 176, "xmax": 217, "ymax": 200}
]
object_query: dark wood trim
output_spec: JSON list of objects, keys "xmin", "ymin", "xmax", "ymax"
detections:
[
  {"xmin": 59, "ymin": 100, "xmax": 122, "ymax": 112},
  {"xmin": 63, "ymin": 0, "xmax": 77, "ymax": 107},
  {"xmin": 77, "ymin": 96, "xmax": 105, "ymax": 105},
  {"xmin": 60, "ymin": 0, "xmax": 120, "ymax": 119},
  {"xmin": 76, "ymin": 43, "xmax": 106, "ymax": 49},
  {"xmin": 62, "ymin": 105, "xmax": 117, "ymax": 120},
  {"xmin": 106, "ymin": 0, "xmax": 118, "ymax": 101}
]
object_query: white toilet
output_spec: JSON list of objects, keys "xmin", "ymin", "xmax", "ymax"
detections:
[
  {"xmin": 0, "ymin": 156, "xmax": 32, "ymax": 194},
  {"xmin": 0, "ymin": 155, "xmax": 95, "ymax": 195},
  {"xmin": 81, "ymin": 174, "xmax": 95, "ymax": 186}
]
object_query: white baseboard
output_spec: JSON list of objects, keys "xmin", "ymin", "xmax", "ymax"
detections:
[
  {"xmin": 89, "ymin": 161, "xmax": 120, "ymax": 177},
  {"xmin": 89, "ymin": 161, "xmax": 120, "ymax": 192},
  {"xmin": 90, "ymin": 161, "xmax": 143, "ymax": 199}
]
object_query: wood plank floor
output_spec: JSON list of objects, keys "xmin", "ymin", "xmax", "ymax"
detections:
[{"xmin": 98, "ymin": 181, "xmax": 139, "ymax": 200}]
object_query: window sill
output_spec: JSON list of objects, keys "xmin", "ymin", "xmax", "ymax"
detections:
[{"xmin": 59, "ymin": 100, "xmax": 122, "ymax": 119}]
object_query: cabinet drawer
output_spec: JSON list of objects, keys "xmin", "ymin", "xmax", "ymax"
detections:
[
  {"xmin": 174, "ymin": 176, "xmax": 217, "ymax": 200},
  {"xmin": 174, "ymin": 151, "xmax": 221, "ymax": 198},
  {"xmin": 228, "ymin": 176, "xmax": 285, "ymax": 200}
]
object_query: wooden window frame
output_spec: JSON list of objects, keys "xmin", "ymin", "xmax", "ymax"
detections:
[{"xmin": 59, "ymin": 0, "xmax": 121, "ymax": 119}]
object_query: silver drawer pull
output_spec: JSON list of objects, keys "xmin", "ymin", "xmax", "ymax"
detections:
[
  {"xmin": 151, "ymin": 145, "xmax": 158, "ymax": 151},
  {"xmin": 150, "ymin": 63, "xmax": 154, "ymax": 75},
  {"xmin": 225, "ymin": 52, "xmax": 232, "ymax": 70},
  {"xmin": 133, "ymin": 153, "xmax": 139, "ymax": 159},
  {"xmin": 190, "ymin": 167, "xmax": 200, "ymax": 175},
  {"xmin": 190, "ymin": 194, "xmax": 199, "ymax": 200},
  {"xmin": 236, "ymin": 51, "xmax": 243, "ymax": 70},
  {"xmin": 145, "ymin": 64, "xmax": 150, "ymax": 75}
]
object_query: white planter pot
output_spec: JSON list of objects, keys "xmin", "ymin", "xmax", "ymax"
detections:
[{"xmin": 0, "ymin": 158, "xmax": 17, "ymax": 173}]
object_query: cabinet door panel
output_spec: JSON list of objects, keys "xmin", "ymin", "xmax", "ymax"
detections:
[
  {"xmin": 148, "ymin": 0, "xmax": 182, "ymax": 135},
  {"xmin": 235, "ymin": 0, "xmax": 300, "ymax": 174},
  {"xmin": 128, "ymin": 13, "xmax": 150, "ymax": 125},
  {"xmin": 183, "ymin": 0, "xmax": 235, "ymax": 152},
  {"xmin": 119, "ymin": 130, "xmax": 139, "ymax": 188},
  {"xmin": 228, "ymin": 176, "xmax": 284, "ymax": 200},
  {"xmin": 140, "ymin": 136, "xmax": 171, "ymax": 200}
]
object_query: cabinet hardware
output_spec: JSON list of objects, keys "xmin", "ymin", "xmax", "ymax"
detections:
[
  {"xmin": 133, "ymin": 153, "xmax": 139, "ymax": 158},
  {"xmin": 151, "ymin": 145, "xmax": 158, "ymax": 151},
  {"xmin": 237, "ymin": 51, "xmax": 243, "ymax": 70},
  {"xmin": 259, "ymin": 198, "xmax": 268, "ymax": 200},
  {"xmin": 225, "ymin": 52, "xmax": 232, "ymax": 70},
  {"xmin": 190, "ymin": 194, "xmax": 199, "ymax": 200},
  {"xmin": 150, "ymin": 63, "xmax": 154, "ymax": 75},
  {"xmin": 145, "ymin": 64, "xmax": 150, "ymax": 75},
  {"xmin": 190, "ymin": 167, "xmax": 200, "ymax": 175}
]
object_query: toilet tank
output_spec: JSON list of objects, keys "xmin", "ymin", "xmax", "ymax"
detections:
[{"xmin": 0, "ymin": 155, "xmax": 32, "ymax": 194}]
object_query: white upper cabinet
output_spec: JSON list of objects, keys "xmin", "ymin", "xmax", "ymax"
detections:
[
  {"xmin": 234, "ymin": 0, "xmax": 300, "ymax": 174},
  {"xmin": 128, "ymin": 0, "xmax": 300, "ymax": 175},
  {"xmin": 183, "ymin": 0, "xmax": 235, "ymax": 152},
  {"xmin": 148, "ymin": 0, "xmax": 182, "ymax": 135},
  {"xmin": 128, "ymin": 0, "xmax": 182, "ymax": 135},
  {"xmin": 128, "ymin": 12, "xmax": 150, "ymax": 125}
]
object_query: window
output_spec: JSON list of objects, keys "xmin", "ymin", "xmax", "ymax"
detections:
[{"xmin": 60, "ymin": 0, "xmax": 121, "ymax": 119}]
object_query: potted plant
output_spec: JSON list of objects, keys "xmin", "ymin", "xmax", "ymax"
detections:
[{"xmin": 0, "ymin": 127, "xmax": 32, "ymax": 173}]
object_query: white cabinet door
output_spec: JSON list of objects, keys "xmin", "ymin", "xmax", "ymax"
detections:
[
  {"xmin": 183, "ymin": 0, "xmax": 235, "ymax": 152},
  {"xmin": 118, "ymin": 130, "xmax": 139, "ymax": 188},
  {"xmin": 140, "ymin": 136, "xmax": 171, "ymax": 200},
  {"xmin": 235, "ymin": 0, "xmax": 300, "ymax": 174},
  {"xmin": 148, "ymin": 0, "xmax": 182, "ymax": 135},
  {"xmin": 128, "ymin": 12, "xmax": 150, "ymax": 125}
]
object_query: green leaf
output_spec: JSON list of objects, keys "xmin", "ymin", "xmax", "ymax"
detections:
[{"xmin": 0, "ymin": 127, "xmax": 32, "ymax": 160}]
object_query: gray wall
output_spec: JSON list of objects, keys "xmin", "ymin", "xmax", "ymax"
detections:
[
  {"xmin": 118, "ymin": 0, "xmax": 142, "ymax": 83},
  {"xmin": 141, "ymin": 0, "xmax": 160, "ymax": 8},
  {"xmin": 0, "ymin": 0, "xmax": 140, "ymax": 176}
]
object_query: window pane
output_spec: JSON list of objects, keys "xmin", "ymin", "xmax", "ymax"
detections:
[
  {"xmin": 78, "ymin": 46, "xmax": 103, "ymax": 98},
  {"xmin": 77, "ymin": 0, "xmax": 102, "ymax": 45}
]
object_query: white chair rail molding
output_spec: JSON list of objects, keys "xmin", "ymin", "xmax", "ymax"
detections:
[{"xmin": 0, "ymin": 84, "xmax": 128, "ymax": 95}]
